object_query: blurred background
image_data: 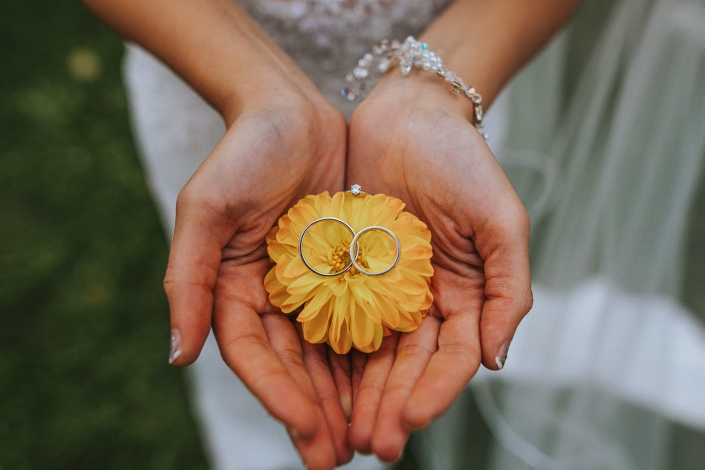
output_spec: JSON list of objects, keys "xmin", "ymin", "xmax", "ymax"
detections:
[
  {"xmin": 2, "ymin": 1, "xmax": 705, "ymax": 469},
  {"xmin": 0, "ymin": 1, "xmax": 208, "ymax": 468}
]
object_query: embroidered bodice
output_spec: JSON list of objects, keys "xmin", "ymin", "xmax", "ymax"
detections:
[{"xmin": 237, "ymin": 0, "xmax": 452, "ymax": 112}]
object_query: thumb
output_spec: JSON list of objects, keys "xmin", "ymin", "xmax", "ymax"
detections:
[
  {"xmin": 163, "ymin": 186, "xmax": 233, "ymax": 366},
  {"xmin": 475, "ymin": 200, "xmax": 533, "ymax": 371}
]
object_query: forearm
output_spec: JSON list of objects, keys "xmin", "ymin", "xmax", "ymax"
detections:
[
  {"xmin": 420, "ymin": 0, "xmax": 583, "ymax": 108},
  {"xmin": 82, "ymin": 0, "xmax": 317, "ymax": 124}
]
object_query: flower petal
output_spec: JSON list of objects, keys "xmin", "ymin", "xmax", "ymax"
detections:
[
  {"xmin": 302, "ymin": 298, "xmax": 332, "ymax": 344},
  {"xmin": 265, "ymin": 189, "xmax": 434, "ymax": 354},
  {"xmin": 350, "ymin": 299, "xmax": 374, "ymax": 350},
  {"xmin": 298, "ymin": 288, "xmax": 331, "ymax": 322}
]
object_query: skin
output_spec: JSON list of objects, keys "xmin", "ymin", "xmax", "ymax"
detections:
[
  {"xmin": 83, "ymin": 0, "xmax": 352, "ymax": 467},
  {"xmin": 345, "ymin": 0, "xmax": 583, "ymax": 462},
  {"xmin": 83, "ymin": 0, "xmax": 582, "ymax": 467}
]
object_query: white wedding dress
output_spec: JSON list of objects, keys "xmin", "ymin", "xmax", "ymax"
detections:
[{"xmin": 123, "ymin": 0, "xmax": 705, "ymax": 468}]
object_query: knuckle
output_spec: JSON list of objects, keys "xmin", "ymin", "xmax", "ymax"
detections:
[
  {"xmin": 396, "ymin": 343, "xmax": 434, "ymax": 359},
  {"xmin": 175, "ymin": 184, "xmax": 195, "ymax": 209},
  {"xmin": 162, "ymin": 271, "xmax": 175, "ymax": 297},
  {"xmin": 500, "ymin": 202, "xmax": 530, "ymax": 237},
  {"xmin": 356, "ymin": 382, "xmax": 384, "ymax": 396},
  {"xmin": 439, "ymin": 340, "xmax": 480, "ymax": 363},
  {"xmin": 383, "ymin": 382, "xmax": 412, "ymax": 397},
  {"xmin": 162, "ymin": 264, "xmax": 184, "ymax": 299},
  {"xmin": 510, "ymin": 203, "xmax": 531, "ymax": 235},
  {"xmin": 521, "ymin": 287, "xmax": 534, "ymax": 316},
  {"xmin": 278, "ymin": 347, "xmax": 306, "ymax": 370},
  {"xmin": 176, "ymin": 180, "xmax": 222, "ymax": 214}
]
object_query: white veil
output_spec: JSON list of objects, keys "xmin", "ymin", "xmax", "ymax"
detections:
[{"xmin": 417, "ymin": 0, "xmax": 705, "ymax": 468}]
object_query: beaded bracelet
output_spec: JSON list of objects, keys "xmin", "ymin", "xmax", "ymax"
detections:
[{"xmin": 343, "ymin": 36, "xmax": 488, "ymax": 140}]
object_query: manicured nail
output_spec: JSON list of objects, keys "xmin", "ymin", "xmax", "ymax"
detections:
[
  {"xmin": 341, "ymin": 395, "xmax": 352, "ymax": 421},
  {"xmin": 169, "ymin": 329, "xmax": 182, "ymax": 364},
  {"xmin": 495, "ymin": 341, "xmax": 510, "ymax": 370}
]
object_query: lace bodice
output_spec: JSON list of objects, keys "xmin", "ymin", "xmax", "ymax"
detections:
[{"xmin": 237, "ymin": 0, "xmax": 452, "ymax": 113}]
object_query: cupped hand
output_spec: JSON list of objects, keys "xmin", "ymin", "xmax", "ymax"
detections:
[
  {"xmin": 345, "ymin": 74, "xmax": 533, "ymax": 462},
  {"xmin": 164, "ymin": 87, "xmax": 353, "ymax": 469}
]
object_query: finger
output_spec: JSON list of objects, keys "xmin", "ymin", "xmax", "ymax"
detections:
[
  {"xmin": 164, "ymin": 186, "xmax": 232, "ymax": 366},
  {"xmin": 474, "ymin": 200, "xmax": 533, "ymax": 370},
  {"xmin": 351, "ymin": 349, "xmax": 367, "ymax": 404},
  {"xmin": 371, "ymin": 315, "xmax": 440, "ymax": 462},
  {"xmin": 348, "ymin": 332, "xmax": 399, "ymax": 454},
  {"xmin": 327, "ymin": 347, "xmax": 353, "ymax": 422},
  {"xmin": 403, "ymin": 307, "xmax": 482, "ymax": 431},
  {"xmin": 262, "ymin": 314, "xmax": 339, "ymax": 469},
  {"xmin": 292, "ymin": 325, "xmax": 353, "ymax": 466},
  {"xmin": 212, "ymin": 298, "xmax": 323, "ymax": 445}
]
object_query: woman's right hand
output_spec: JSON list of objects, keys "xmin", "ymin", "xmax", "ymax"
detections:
[{"xmin": 165, "ymin": 90, "xmax": 351, "ymax": 469}]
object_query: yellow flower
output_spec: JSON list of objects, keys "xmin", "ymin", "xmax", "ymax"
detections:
[{"xmin": 264, "ymin": 191, "xmax": 434, "ymax": 354}]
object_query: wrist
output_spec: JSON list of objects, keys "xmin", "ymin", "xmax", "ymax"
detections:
[
  {"xmin": 364, "ymin": 62, "xmax": 477, "ymax": 125},
  {"xmin": 218, "ymin": 58, "xmax": 331, "ymax": 128},
  {"xmin": 347, "ymin": 37, "xmax": 486, "ymax": 133}
]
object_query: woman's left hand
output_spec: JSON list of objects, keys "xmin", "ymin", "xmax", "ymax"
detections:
[{"xmin": 345, "ymin": 73, "xmax": 533, "ymax": 462}]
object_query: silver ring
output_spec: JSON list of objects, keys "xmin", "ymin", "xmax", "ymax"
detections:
[
  {"xmin": 299, "ymin": 217, "xmax": 359, "ymax": 276},
  {"xmin": 346, "ymin": 184, "xmax": 371, "ymax": 197},
  {"xmin": 349, "ymin": 226, "xmax": 401, "ymax": 276}
]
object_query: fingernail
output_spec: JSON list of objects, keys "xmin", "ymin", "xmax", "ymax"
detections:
[
  {"xmin": 495, "ymin": 341, "xmax": 510, "ymax": 370},
  {"xmin": 341, "ymin": 395, "xmax": 352, "ymax": 421},
  {"xmin": 396, "ymin": 448, "xmax": 405, "ymax": 462},
  {"xmin": 169, "ymin": 329, "xmax": 182, "ymax": 364}
]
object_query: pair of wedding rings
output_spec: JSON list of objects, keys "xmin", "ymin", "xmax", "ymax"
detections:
[{"xmin": 297, "ymin": 185, "xmax": 401, "ymax": 277}]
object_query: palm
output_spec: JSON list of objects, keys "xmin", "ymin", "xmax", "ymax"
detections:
[{"xmin": 345, "ymin": 93, "xmax": 532, "ymax": 461}]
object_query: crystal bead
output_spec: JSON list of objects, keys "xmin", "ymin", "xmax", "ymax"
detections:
[
  {"xmin": 421, "ymin": 42, "xmax": 428, "ymax": 50},
  {"xmin": 353, "ymin": 67, "xmax": 368, "ymax": 79},
  {"xmin": 341, "ymin": 88, "xmax": 357, "ymax": 101},
  {"xmin": 422, "ymin": 61, "xmax": 431, "ymax": 70},
  {"xmin": 345, "ymin": 73, "xmax": 354, "ymax": 82},
  {"xmin": 378, "ymin": 60, "xmax": 390, "ymax": 73},
  {"xmin": 358, "ymin": 58, "xmax": 370, "ymax": 67},
  {"xmin": 400, "ymin": 62, "xmax": 412, "ymax": 76},
  {"xmin": 391, "ymin": 39, "xmax": 401, "ymax": 49},
  {"xmin": 372, "ymin": 45, "xmax": 383, "ymax": 55},
  {"xmin": 364, "ymin": 53, "xmax": 373, "ymax": 61}
]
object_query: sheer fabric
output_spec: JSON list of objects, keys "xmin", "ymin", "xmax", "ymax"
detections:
[
  {"xmin": 122, "ymin": 0, "xmax": 705, "ymax": 468},
  {"xmin": 429, "ymin": 0, "xmax": 705, "ymax": 468}
]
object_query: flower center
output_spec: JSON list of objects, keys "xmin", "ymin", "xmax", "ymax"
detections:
[{"xmin": 331, "ymin": 244, "xmax": 367, "ymax": 275}]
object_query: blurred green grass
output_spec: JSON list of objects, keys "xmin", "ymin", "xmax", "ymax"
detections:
[{"xmin": 0, "ymin": 1, "xmax": 208, "ymax": 468}]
